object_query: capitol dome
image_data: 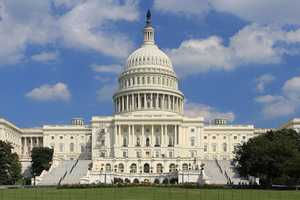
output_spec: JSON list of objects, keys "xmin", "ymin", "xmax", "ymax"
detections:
[{"xmin": 113, "ymin": 10, "xmax": 184, "ymax": 115}]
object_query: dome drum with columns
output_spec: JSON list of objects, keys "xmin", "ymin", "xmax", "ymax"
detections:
[{"xmin": 113, "ymin": 10, "xmax": 184, "ymax": 115}]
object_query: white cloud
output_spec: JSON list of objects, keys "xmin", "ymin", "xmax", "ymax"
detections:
[
  {"xmin": 97, "ymin": 83, "xmax": 117, "ymax": 102},
  {"xmin": 210, "ymin": 0, "xmax": 300, "ymax": 25},
  {"xmin": 255, "ymin": 74, "xmax": 275, "ymax": 93},
  {"xmin": 0, "ymin": 0, "xmax": 139, "ymax": 66},
  {"xmin": 91, "ymin": 64, "xmax": 122, "ymax": 74},
  {"xmin": 256, "ymin": 76, "xmax": 300, "ymax": 119},
  {"xmin": 31, "ymin": 51, "xmax": 59, "ymax": 62},
  {"xmin": 184, "ymin": 101, "xmax": 235, "ymax": 122},
  {"xmin": 26, "ymin": 82, "xmax": 71, "ymax": 102},
  {"xmin": 153, "ymin": 0, "xmax": 210, "ymax": 17},
  {"xmin": 154, "ymin": 0, "xmax": 300, "ymax": 25},
  {"xmin": 167, "ymin": 24, "xmax": 300, "ymax": 77}
]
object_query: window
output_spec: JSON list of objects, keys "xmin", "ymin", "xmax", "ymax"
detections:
[
  {"xmin": 146, "ymin": 137, "xmax": 150, "ymax": 147},
  {"xmin": 70, "ymin": 136, "xmax": 74, "ymax": 139},
  {"xmin": 191, "ymin": 128, "xmax": 195, "ymax": 132},
  {"xmin": 204, "ymin": 136, "xmax": 207, "ymax": 139},
  {"xmin": 223, "ymin": 143, "xmax": 227, "ymax": 152},
  {"xmin": 136, "ymin": 151, "xmax": 141, "ymax": 158},
  {"xmin": 101, "ymin": 139, "xmax": 105, "ymax": 146},
  {"xmin": 212, "ymin": 136, "xmax": 216, "ymax": 139},
  {"xmin": 105, "ymin": 164, "xmax": 111, "ymax": 172},
  {"xmin": 51, "ymin": 136, "xmax": 55, "ymax": 140},
  {"xmin": 123, "ymin": 151, "xmax": 127, "ymax": 158},
  {"xmin": 223, "ymin": 136, "xmax": 226, "ymax": 139},
  {"xmin": 136, "ymin": 137, "xmax": 140, "ymax": 146},
  {"xmin": 204, "ymin": 144, "xmax": 208, "ymax": 152},
  {"xmin": 145, "ymin": 151, "xmax": 150, "ymax": 157},
  {"xmin": 156, "ymin": 163, "xmax": 163, "ymax": 173},
  {"xmin": 242, "ymin": 136, "xmax": 246, "ymax": 139},
  {"xmin": 234, "ymin": 136, "xmax": 237, "ymax": 140},
  {"xmin": 60, "ymin": 136, "xmax": 63, "ymax": 139},
  {"xmin": 190, "ymin": 137, "xmax": 195, "ymax": 146},
  {"xmin": 130, "ymin": 163, "xmax": 137, "ymax": 173},
  {"xmin": 182, "ymin": 163, "xmax": 188, "ymax": 171},
  {"xmin": 123, "ymin": 137, "xmax": 127, "ymax": 147},
  {"xmin": 155, "ymin": 151, "xmax": 160, "ymax": 158},
  {"xmin": 70, "ymin": 143, "xmax": 74, "ymax": 152},
  {"xmin": 155, "ymin": 136, "xmax": 160, "ymax": 146},
  {"xmin": 100, "ymin": 152, "xmax": 105, "ymax": 158},
  {"xmin": 169, "ymin": 151, "xmax": 173, "ymax": 158}
]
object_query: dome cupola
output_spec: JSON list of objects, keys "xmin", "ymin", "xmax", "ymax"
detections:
[{"xmin": 113, "ymin": 10, "xmax": 184, "ymax": 115}]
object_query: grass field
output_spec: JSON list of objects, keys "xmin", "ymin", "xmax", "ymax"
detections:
[{"xmin": 0, "ymin": 187, "xmax": 299, "ymax": 200}]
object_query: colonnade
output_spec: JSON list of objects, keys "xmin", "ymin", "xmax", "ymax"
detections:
[
  {"xmin": 114, "ymin": 124, "xmax": 179, "ymax": 148},
  {"xmin": 21, "ymin": 137, "xmax": 43, "ymax": 156},
  {"xmin": 114, "ymin": 93, "xmax": 183, "ymax": 113}
]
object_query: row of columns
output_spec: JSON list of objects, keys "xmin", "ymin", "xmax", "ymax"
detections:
[
  {"xmin": 114, "ymin": 124, "xmax": 179, "ymax": 148},
  {"xmin": 21, "ymin": 137, "xmax": 43, "ymax": 156},
  {"xmin": 114, "ymin": 93, "xmax": 183, "ymax": 113}
]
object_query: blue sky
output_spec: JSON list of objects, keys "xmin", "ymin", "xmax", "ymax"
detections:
[{"xmin": 1, "ymin": 0, "xmax": 300, "ymax": 128}]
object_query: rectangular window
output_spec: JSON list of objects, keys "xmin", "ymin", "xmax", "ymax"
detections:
[
  {"xmin": 169, "ymin": 151, "xmax": 173, "ymax": 158},
  {"xmin": 123, "ymin": 151, "xmax": 127, "ymax": 158},
  {"xmin": 204, "ymin": 144, "xmax": 208, "ymax": 152}
]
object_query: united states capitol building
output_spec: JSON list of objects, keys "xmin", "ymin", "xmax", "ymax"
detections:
[{"xmin": 1, "ymin": 11, "xmax": 300, "ymax": 185}]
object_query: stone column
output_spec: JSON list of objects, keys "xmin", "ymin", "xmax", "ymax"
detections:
[
  {"xmin": 137, "ymin": 93, "xmax": 141, "ymax": 110},
  {"xmin": 168, "ymin": 95, "xmax": 171, "ymax": 110},
  {"xmin": 151, "ymin": 125, "xmax": 154, "ymax": 146},
  {"xmin": 141, "ymin": 125, "xmax": 144, "ymax": 147},
  {"xmin": 129, "ymin": 125, "xmax": 132, "ymax": 146},
  {"xmin": 174, "ymin": 125, "xmax": 177, "ymax": 146},
  {"xmin": 144, "ymin": 93, "xmax": 147, "ymax": 109},
  {"xmin": 132, "ymin": 94, "xmax": 135, "ymax": 111},
  {"xmin": 164, "ymin": 125, "xmax": 167, "ymax": 147},
  {"xmin": 160, "ymin": 125, "xmax": 163, "ymax": 146}
]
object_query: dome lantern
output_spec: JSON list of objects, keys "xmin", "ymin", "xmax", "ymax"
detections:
[{"xmin": 143, "ymin": 9, "xmax": 155, "ymax": 45}]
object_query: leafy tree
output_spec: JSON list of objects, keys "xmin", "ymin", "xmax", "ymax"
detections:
[
  {"xmin": 234, "ymin": 129, "xmax": 300, "ymax": 186},
  {"xmin": 31, "ymin": 147, "xmax": 53, "ymax": 176},
  {"xmin": 0, "ymin": 140, "xmax": 21, "ymax": 185}
]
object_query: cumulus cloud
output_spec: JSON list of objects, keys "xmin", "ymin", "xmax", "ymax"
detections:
[
  {"xmin": 31, "ymin": 51, "xmax": 59, "ymax": 62},
  {"xmin": 0, "ymin": 0, "xmax": 139, "ymax": 66},
  {"xmin": 26, "ymin": 82, "xmax": 71, "ymax": 102},
  {"xmin": 255, "ymin": 74, "xmax": 276, "ymax": 93},
  {"xmin": 184, "ymin": 101, "xmax": 235, "ymax": 122},
  {"xmin": 153, "ymin": 0, "xmax": 210, "ymax": 17},
  {"xmin": 167, "ymin": 24, "xmax": 300, "ymax": 77},
  {"xmin": 97, "ymin": 83, "xmax": 118, "ymax": 102},
  {"xmin": 154, "ymin": 0, "xmax": 300, "ymax": 25},
  {"xmin": 255, "ymin": 76, "xmax": 300, "ymax": 119},
  {"xmin": 91, "ymin": 64, "xmax": 122, "ymax": 74}
]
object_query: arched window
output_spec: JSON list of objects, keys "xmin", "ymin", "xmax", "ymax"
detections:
[
  {"xmin": 130, "ymin": 163, "xmax": 137, "ymax": 173},
  {"xmin": 146, "ymin": 137, "xmax": 150, "ymax": 147},
  {"xmin": 144, "ymin": 163, "xmax": 150, "ymax": 173},
  {"xmin": 156, "ymin": 163, "xmax": 163, "ymax": 173},
  {"xmin": 118, "ymin": 163, "xmax": 124, "ymax": 173},
  {"xmin": 136, "ymin": 137, "xmax": 140, "ymax": 146},
  {"xmin": 105, "ymin": 164, "xmax": 111, "ymax": 172},
  {"xmin": 169, "ymin": 164, "xmax": 176, "ymax": 172},
  {"xmin": 182, "ymin": 163, "xmax": 188, "ymax": 172},
  {"xmin": 69, "ymin": 143, "xmax": 74, "ymax": 152}
]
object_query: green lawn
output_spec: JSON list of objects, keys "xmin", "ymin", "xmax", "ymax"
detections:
[{"xmin": 0, "ymin": 187, "xmax": 299, "ymax": 200}]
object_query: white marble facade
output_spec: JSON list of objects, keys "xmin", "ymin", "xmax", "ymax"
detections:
[{"xmin": 0, "ymin": 12, "xmax": 299, "ymax": 183}]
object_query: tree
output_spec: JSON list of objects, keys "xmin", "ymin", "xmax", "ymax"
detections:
[
  {"xmin": 0, "ymin": 140, "xmax": 21, "ymax": 185},
  {"xmin": 31, "ymin": 147, "xmax": 53, "ymax": 176},
  {"xmin": 234, "ymin": 129, "xmax": 300, "ymax": 186}
]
